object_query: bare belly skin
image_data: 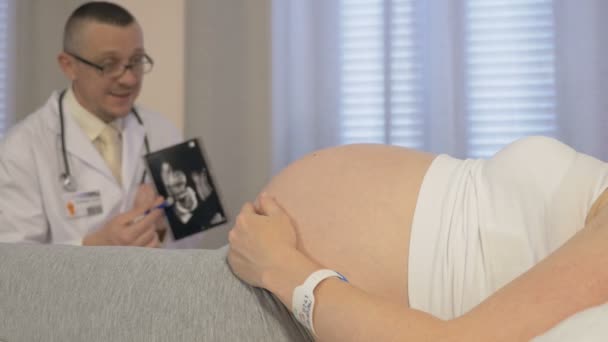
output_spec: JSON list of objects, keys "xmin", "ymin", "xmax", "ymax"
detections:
[{"xmin": 264, "ymin": 144, "xmax": 435, "ymax": 307}]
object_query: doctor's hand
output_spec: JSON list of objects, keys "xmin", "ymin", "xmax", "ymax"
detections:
[
  {"xmin": 82, "ymin": 197, "xmax": 166, "ymax": 247},
  {"xmin": 133, "ymin": 183, "xmax": 158, "ymax": 209},
  {"xmin": 133, "ymin": 183, "xmax": 168, "ymax": 242}
]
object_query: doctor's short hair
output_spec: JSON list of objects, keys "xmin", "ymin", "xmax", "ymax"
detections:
[{"xmin": 63, "ymin": 1, "xmax": 136, "ymax": 53}]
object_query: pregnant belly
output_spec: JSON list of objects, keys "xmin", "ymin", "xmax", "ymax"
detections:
[{"xmin": 263, "ymin": 144, "xmax": 434, "ymax": 307}]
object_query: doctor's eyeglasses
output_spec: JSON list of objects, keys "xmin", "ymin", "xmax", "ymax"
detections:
[{"xmin": 65, "ymin": 51, "xmax": 154, "ymax": 78}]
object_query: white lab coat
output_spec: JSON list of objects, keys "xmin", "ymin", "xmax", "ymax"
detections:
[{"xmin": 0, "ymin": 90, "xmax": 183, "ymax": 244}]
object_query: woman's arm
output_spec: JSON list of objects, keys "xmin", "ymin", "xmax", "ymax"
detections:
[
  {"xmin": 227, "ymin": 195, "xmax": 452, "ymax": 342},
  {"xmin": 228, "ymin": 193, "xmax": 608, "ymax": 342},
  {"xmin": 457, "ymin": 191, "xmax": 608, "ymax": 340}
]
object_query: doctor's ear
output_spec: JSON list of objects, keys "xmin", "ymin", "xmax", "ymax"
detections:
[{"xmin": 57, "ymin": 52, "xmax": 78, "ymax": 81}]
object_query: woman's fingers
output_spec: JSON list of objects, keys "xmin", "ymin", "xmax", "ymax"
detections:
[{"xmin": 256, "ymin": 193, "xmax": 284, "ymax": 217}]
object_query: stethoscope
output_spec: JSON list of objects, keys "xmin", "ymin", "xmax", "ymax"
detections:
[{"xmin": 58, "ymin": 88, "xmax": 150, "ymax": 192}]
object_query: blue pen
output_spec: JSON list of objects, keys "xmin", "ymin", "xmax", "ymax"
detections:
[
  {"xmin": 132, "ymin": 197, "xmax": 174, "ymax": 224},
  {"xmin": 144, "ymin": 197, "xmax": 174, "ymax": 215}
]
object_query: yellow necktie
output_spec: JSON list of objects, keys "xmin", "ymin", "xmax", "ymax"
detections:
[{"xmin": 95, "ymin": 125, "xmax": 122, "ymax": 184}]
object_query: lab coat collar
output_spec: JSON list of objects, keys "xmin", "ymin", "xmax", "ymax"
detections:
[
  {"xmin": 44, "ymin": 90, "xmax": 147, "ymax": 189},
  {"xmin": 62, "ymin": 96, "xmax": 117, "ymax": 184},
  {"xmin": 122, "ymin": 111, "xmax": 146, "ymax": 190}
]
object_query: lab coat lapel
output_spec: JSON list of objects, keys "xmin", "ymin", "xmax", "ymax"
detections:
[
  {"xmin": 122, "ymin": 114, "xmax": 146, "ymax": 190},
  {"xmin": 63, "ymin": 107, "xmax": 115, "ymax": 182}
]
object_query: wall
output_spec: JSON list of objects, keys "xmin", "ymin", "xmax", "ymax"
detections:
[
  {"xmin": 15, "ymin": 0, "xmax": 83, "ymax": 119},
  {"xmin": 113, "ymin": 0, "xmax": 185, "ymax": 131},
  {"xmin": 184, "ymin": 1, "xmax": 273, "ymax": 248}
]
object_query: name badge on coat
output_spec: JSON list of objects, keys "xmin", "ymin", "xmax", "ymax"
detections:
[{"xmin": 63, "ymin": 190, "xmax": 103, "ymax": 219}]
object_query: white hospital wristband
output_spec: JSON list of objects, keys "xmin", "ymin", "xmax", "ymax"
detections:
[{"xmin": 291, "ymin": 269, "xmax": 348, "ymax": 336}]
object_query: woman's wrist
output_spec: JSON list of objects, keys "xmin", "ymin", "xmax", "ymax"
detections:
[{"xmin": 262, "ymin": 246, "xmax": 321, "ymax": 307}]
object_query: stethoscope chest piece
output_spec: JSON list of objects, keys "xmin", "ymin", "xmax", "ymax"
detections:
[{"xmin": 60, "ymin": 172, "xmax": 77, "ymax": 192}]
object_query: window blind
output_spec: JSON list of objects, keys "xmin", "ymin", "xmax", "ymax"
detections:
[
  {"xmin": 339, "ymin": 0, "xmax": 424, "ymax": 148},
  {"xmin": 464, "ymin": 0, "xmax": 557, "ymax": 158}
]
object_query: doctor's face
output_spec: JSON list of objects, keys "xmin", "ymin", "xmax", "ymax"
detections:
[{"xmin": 62, "ymin": 20, "xmax": 145, "ymax": 123}]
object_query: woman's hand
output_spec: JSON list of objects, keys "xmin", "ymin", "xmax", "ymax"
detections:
[{"xmin": 227, "ymin": 193, "xmax": 299, "ymax": 288}]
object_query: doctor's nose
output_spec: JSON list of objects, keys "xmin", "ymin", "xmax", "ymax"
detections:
[{"xmin": 116, "ymin": 67, "xmax": 141, "ymax": 87}]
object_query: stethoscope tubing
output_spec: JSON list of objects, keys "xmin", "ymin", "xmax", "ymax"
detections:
[{"xmin": 57, "ymin": 88, "xmax": 150, "ymax": 191}]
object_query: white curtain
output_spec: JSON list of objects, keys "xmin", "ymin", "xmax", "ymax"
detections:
[
  {"xmin": 272, "ymin": 0, "xmax": 608, "ymax": 172},
  {"xmin": 0, "ymin": 0, "xmax": 14, "ymax": 139},
  {"xmin": 554, "ymin": 0, "xmax": 608, "ymax": 160}
]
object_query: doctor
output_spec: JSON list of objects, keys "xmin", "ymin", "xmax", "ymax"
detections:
[{"xmin": 0, "ymin": 2, "xmax": 182, "ymax": 246}]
